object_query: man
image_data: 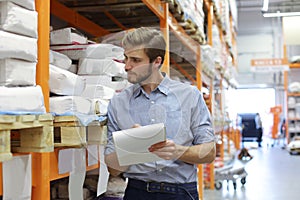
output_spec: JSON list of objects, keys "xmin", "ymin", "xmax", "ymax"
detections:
[
  {"xmin": 104, "ymin": 27, "xmax": 216, "ymax": 200},
  {"xmin": 255, "ymin": 113, "xmax": 263, "ymax": 147}
]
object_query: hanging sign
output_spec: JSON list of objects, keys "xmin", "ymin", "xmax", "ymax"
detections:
[{"xmin": 250, "ymin": 58, "xmax": 289, "ymax": 72}]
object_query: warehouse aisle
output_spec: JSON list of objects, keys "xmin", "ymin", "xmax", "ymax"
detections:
[{"xmin": 204, "ymin": 143, "xmax": 300, "ymax": 200}]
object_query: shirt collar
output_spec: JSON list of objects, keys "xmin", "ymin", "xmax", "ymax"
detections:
[{"xmin": 132, "ymin": 72, "xmax": 170, "ymax": 98}]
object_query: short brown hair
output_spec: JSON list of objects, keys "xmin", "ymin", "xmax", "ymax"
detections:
[{"xmin": 122, "ymin": 27, "xmax": 166, "ymax": 66}]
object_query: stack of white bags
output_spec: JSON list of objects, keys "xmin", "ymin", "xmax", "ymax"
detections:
[
  {"xmin": 49, "ymin": 27, "xmax": 129, "ymax": 116},
  {"xmin": 0, "ymin": 0, "xmax": 46, "ymax": 113}
]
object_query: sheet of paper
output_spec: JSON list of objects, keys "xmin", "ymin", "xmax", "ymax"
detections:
[
  {"xmin": 3, "ymin": 155, "xmax": 32, "ymax": 200},
  {"xmin": 97, "ymin": 145, "xmax": 109, "ymax": 196},
  {"xmin": 113, "ymin": 123, "xmax": 166, "ymax": 166},
  {"xmin": 69, "ymin": 170, "xmax": 86, "ymax": 200},
  {"xmin": 58, "ymin": 148, "xmax": 74, "ymax": 174},
  {"xmin": 87, "ymin": 144, "xmax": 99, "ymax": 166}
]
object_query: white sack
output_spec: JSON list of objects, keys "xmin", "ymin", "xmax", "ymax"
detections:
[
  {"xmin": 0, "ymin": 1, "xmax": 37, "ymax": 38},
  {"xmin": 50, "ymin": 50, "xmax": 72, "ymax": 70},
  {"xmin": 0, "ymin": 58, "xmax": 36, "ymax": 86},
  {"xmin": 51, "ymin": 43, "xmax": 124, "ymax": 60},
  {"xmin": 0, "ymin": 85, "xmax": 45, "ymax": 113},
  {"xmin": 50, "ymin": 27, "xmax": 88, "ymax": 45},
  {"xmin": 0, "ymin": 30, "xmax": 37, "ymax": 62},
  {"xmin": 50, "ymin": 96, "xmax": 92, "ymax": 115},
  {"xmin": 80, "ymin": 75, "xmax": 130, "ymax": 92},
  {"xmin": 289, "ymin": 82, "xmax": 300, "ymax": 93},
  {"xmin": 0, "ymin": 0, "xmax": 35, "ymax": 10},
  {"xmin": 81, "ymin": 84, "xmax": 115, "ymax": 100},
  {"xmin": 77, "ymin": 58, "xmax": 126, "ymax": 77},
  {"xmin": 49, "ymin": 64, "xmax": 86, "ymax": 96}
]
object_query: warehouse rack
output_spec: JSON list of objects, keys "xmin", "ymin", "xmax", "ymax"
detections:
[{"xmin": 0, "ymin": 0, "xmax": 239, "ymax": 199}]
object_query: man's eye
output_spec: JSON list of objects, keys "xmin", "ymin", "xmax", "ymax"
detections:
[{"xmin": 133, "ymin": 58, "xmax": 141, "ymax": 63}]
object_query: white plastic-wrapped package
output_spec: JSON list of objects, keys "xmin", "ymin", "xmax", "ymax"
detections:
[
  {"xmin": 80, "ymin": 75, "xmax": 130, "ymax": 92},
  {"xmin": 77, "ymin": 58, "xmax": 126, "ymax": 77},
  {"xmin": 289, "ymin": 82, "xmax": 300, "ymax": 93},
  {"xmin": 0, "ymin": 1, "xmax": 38, "ymax": 38},
  {"xmin": 50, "ymin": 27, "xmax": 88, "ymax": 45},
  {"xmin": 0, "ymin": 85, "xmax": 45, "ymax": 113},
  {"xmin": 51, "ymin": 43, "xmax": 124, "ymax": 60},
  {"xmin": 49, "ymin": 50, "xmax": 72, "ymax": 70},
  {"xmin": 0, "ymin": 0, "xmax": 35, "ymax": 10},
  {"xmin": 0, "ymin": 58, "xmax": 36, "ymax": 86},
  {"xmin": 50, "ymin": 96, "xmax": 92, "ymax": 115},
  {"xmin": 49, "ymin": 64, "xmax": 86, "ymax": 96},
  {"xmin": 0, "ymin": 30, "xmax": 37, "ymax": 62},
  {"xmin": 81, "ymin": 84, "xmax": 115, "ymax": 100}
]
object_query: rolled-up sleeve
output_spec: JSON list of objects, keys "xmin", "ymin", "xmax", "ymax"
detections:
[{"xmin": 190, "ymin": 87, "xmax": 215, "ymax": 144}]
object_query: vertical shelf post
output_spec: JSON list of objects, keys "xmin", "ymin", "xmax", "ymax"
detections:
[
  {"xmin": 160, "ymin": 2, "xmax": 170, "ymax": 75},
  {"xmin": 36, "ymin": 0, "xmax": 50, "ymax": 112},
  {"xmin": 32, "ymin": 1, "xmax": 51, "ymax": 199}
]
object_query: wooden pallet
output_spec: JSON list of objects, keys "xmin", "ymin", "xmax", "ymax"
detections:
[
  {"xmin": 53, "ymin": 116, "xmax": 107, "ymax": 147},
  {"xmin": 0, "ymin": 114, "xmax": 54, "ymax": 161}
]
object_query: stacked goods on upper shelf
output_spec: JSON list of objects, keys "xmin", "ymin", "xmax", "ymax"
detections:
[
  {"xmin": 49, "ymin": 27, "xmax": 130, "ymax": 117},
  {"xmin": 201, "ymin": 45, "xmax": 215, "ymax": 78},
  {"xmin": 212, "ymin": 24, "xmax": 227, "ymax": 72},
  {"xmin": 0, "ymin": 0, "xmax": 46, "ymax": 114},
  {"xmin": 166, "ymin": 0, "xmax": 206, "ymax": 44}
]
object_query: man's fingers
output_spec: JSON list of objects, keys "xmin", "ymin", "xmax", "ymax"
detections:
[{"xmin": 132, "ymin": 124, "xmax": 141, "ymax": 128}]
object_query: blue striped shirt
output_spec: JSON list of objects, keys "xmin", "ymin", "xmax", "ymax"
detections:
[{"xmin": 105, "ymin": 74, "xmax": 215, "ymax": 183}]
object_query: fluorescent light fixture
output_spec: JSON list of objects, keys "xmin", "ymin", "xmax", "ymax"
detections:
[
  {"xmin": 262, "ymin": 0, "xmax": 269, "ymax": 12},
  {"xmin": 263, "ymin": 12, "xmax": 300, "ymax": 17}
]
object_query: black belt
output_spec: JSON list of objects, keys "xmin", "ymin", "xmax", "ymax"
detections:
[{"xmin": 127, "ymin": 178, "xmax": 197, "ymax": 194}]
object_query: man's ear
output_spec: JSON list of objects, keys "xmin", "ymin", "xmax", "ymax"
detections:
[{"xmin": 153, "ymin": 56, "xmax": 162, "ymax": 68}]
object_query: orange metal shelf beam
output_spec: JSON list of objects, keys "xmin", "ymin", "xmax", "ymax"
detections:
[
  {"xmin": 142, "ymin": 0, "xmax": 165, "ymax": 19},
  {"xmin": 290, "ymin": 63, "xmax": 300, "ymax": 68},
  {"xmin": 50, "ymin": 0, "xmax": 110, "ymax": 37},
  {"xmin": 170, "ymin": 58, "xmax": 196, "ymax": 84}
]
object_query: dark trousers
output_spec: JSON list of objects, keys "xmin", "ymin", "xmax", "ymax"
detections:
[
  {"xmin": 257, "ymin": 127, "xmax": 263, "ymax": 142},
  {"xmin": 123, "ymin": 179, "xmax": 199, "ymax": 200}
]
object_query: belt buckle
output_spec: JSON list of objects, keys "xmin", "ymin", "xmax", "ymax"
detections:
[{"xmin": 146, "ymin": 182, "xmax": 165, "ymax": 192}]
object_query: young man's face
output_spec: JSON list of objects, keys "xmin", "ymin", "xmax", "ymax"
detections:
[{"xmin": 124, "ymin": 48, "xmax": 153, "ymax": 84}]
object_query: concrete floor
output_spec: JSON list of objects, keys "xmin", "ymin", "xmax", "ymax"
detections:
[{"xmin": 203, "ymin": 141, "xmax": 300, "ymax": 200}]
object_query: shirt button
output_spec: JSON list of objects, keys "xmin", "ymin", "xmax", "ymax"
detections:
[
  {"xmin": 158, "ymin": 169, "xmax": 162, "ymax": 172},
  {"xmin": 151, "ymin": 101, "xmax": 155, "ymax": 104},
  {"xmin": 151, "ymin": 119, "xmax": 155, "ymax": 122}
]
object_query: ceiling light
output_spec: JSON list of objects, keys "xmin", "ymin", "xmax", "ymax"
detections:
[
  {"xmin": 261, "ymin": 0, "xmax": 269, "ymax": 12},
  {"xmin": 263, "ymin": 12, "xmax": 300, "ymax": 17}
]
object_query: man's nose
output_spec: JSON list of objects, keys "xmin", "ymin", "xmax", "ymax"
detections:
[{"xmin": 124, "ymin": 61, "xmax": 132, "ymax": 72}]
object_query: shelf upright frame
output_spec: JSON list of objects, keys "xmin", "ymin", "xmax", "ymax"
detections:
[{"xmin": 32, "ymin": 0, "xmax": 51, "ymax": 199}]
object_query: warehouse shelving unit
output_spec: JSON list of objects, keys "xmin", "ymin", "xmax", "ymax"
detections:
[
  {"xmin": 0, "ymin": 0, "xmax": 239, "ymax": 199},
  {"xmin": 284, "ymin": 63, "xmax": 300, "ymax": 143}
]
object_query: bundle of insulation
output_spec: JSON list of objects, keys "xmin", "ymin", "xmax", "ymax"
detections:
[
  {"xmin": 50, "ymin": 43, "xmax": 124, "ymax": 61},
  {"xmin": 0, "ymin": 1, "xmax": 37, "ymax": 38},
  {"xmin": 0, "ymin": 85, "xmax": 46, "ymax": 113},
  {"xmin": 0, "ymin": 58, "xmax": 36, "ymax": 86}
]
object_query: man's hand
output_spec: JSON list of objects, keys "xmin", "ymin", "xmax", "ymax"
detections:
[
  {"xmin": 148, "ymin": 140, "xmax": 188, "ymax": 160},
  {"xmin": 148, "ymin": 140, "xmax": 216, "ymax": 164}
]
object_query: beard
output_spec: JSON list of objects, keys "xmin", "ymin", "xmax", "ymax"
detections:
[{"xmin": 127, "ymin": 63, "xmax": 153, "ymax": 84}]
